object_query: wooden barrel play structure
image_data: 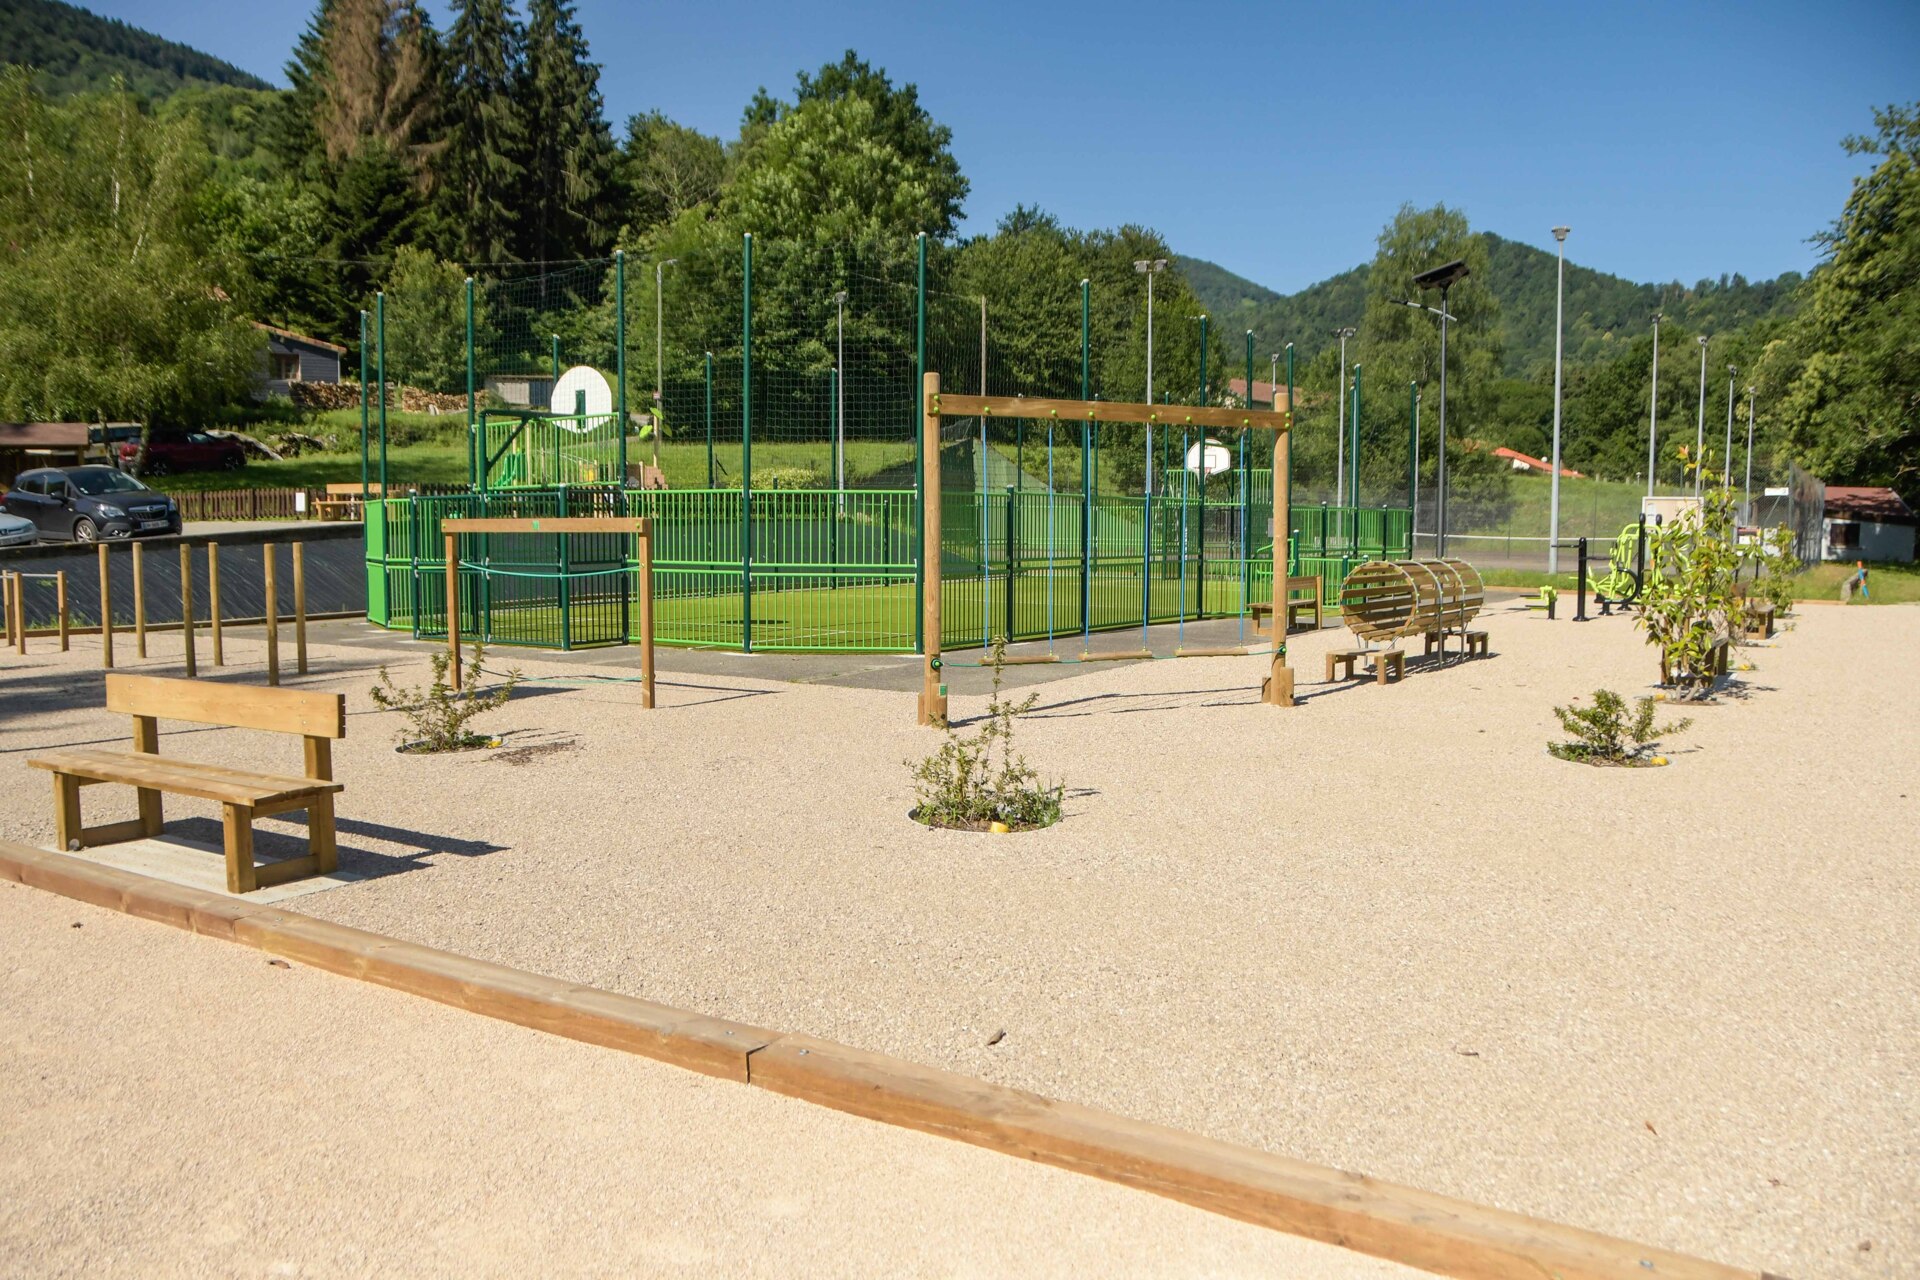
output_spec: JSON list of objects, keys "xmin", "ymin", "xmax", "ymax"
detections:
[{"xmin": 1340, "ymin": 559, "xmax": 1484, "ymax": 642}]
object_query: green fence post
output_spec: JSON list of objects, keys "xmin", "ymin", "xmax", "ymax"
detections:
[
  {"xmin": 1243, "ymin": 329, "xmax": 1254, "ymax": 614},
  {"xmin": 704, "ymin": 350, "xmax": 714, "ymax": 488},
  {"xmin": 551, "ymin": 334, "xmax": 560, "ymax": 387},
  {"xmin": 465, "ymin": 275, "xmax": 476, "ymax": 489},
  {"xmin": 1080, "ymin": 277, "xmax": 1091, "ymax": 644},
  {"xmin": 359, "ymin": 309, "xmax": 370, "ymax": 503},
  {"xmin": 741, "ymin": 232, "xmax": 754, "ymax": 653},
  {"xmin": 914, "ymin": 232, "xmax": 927, "ymax": 651},
  {"xmin": 1286, "ymin": 343, "xmax": 1295, "ymax": 579},
  {"xmin": 1350, "ymin": 363, "xmax": 1362, "ymax": 511},
  {"xmin": 1005, "ymin": 486, "xmax": 1017, "ymax": 638},
  {"xmin": 615, "ymin": 249, "xmax": 628, "ymax": 486},
  {"xmin": 1408, "ymin": 378, "xmax": 1419, "ymax": 534},
  {"xmin": 376, "ymin": 291, "xmax": 388, "ymax": 494}
]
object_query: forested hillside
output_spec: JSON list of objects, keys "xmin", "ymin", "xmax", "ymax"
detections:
[{"xmin": 0, "ymin": 0, "xmax": 269, "ymax": 97}]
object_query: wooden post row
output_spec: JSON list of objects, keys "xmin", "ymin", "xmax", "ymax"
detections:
[
  {"xmin": 292, "ymin": 541, "xmax": 308, "ymax": 675},
  {"xmin": 131, "ymin": 541, "xmax": 146, "ymax": 658},
  {"xmin": 179, "ymin": 544, "xmax": 196, "ymax": 677},
  {"xmin": 99, "ymin": 544, "xmax": 113, "ymax": 669},
  {"xmin": 263, "ymin": 545, "xmax": 279, "ymax": 687},
  {"xmin": 208, "ymin": 542, "xmax": 223, "ymax": 667}
]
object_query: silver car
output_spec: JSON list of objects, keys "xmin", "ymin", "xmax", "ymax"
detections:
[{"xmin": 0, "ymin": 510, "xmax": 38, "ymax": 548}]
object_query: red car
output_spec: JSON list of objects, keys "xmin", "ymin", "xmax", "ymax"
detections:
[{"xmin": 118, "ymin": 432, "xmax": 247, "ymax": 475}]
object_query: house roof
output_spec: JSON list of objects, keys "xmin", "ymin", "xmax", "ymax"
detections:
[
  {"xmin": 1492, "ymin": 446, "xmax": 1583, "ymax": 479},
  {"xmin": 1825, "ymin": 486, "xmax": 1917, "ymax": 525},
  {"xmin": 1224, "ymin": 377, "xmax": 1282, "ymax": 405},
  {"xmin": 253, "ymin": 322, "xmax": 347, "ymax": 355},
  {"xmin": 0, "ymin": 422, "xmax": 91, "ymax": 448}
]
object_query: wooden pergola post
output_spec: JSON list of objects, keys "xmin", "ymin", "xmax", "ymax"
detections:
[
  {"xmin": 292, "ymin": 542, "xmax": 309, "ymax": 674},
  {"xmin": 445, "ymin": 531, "xmax": 461, "ymax": 691},
  {"xmin": 263, "ymin": 546, "xmax": 279, "ymax": 687},
  {"xmin": 1264, "ymin": 424, "xmax": 1296, "ymax": 707},
  {"xmin": 98, "ymin": 544, "xmax": 113, "ymax": 669},
  {"xmin": 179, "ymin": 545, "xmax": 195, "ymax": 677},
  {"xmin": 636, "ymin": 518, "xmax": 655, "ymax": 709},
  {"xmin": 918, "ymin": 371, "xmax": 947, "ymax": 727},
  {"xmin": 208, "ymin": 542, "xmax": 223, "ymax": 666}
]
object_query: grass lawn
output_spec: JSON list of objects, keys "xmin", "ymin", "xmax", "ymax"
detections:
[{"xmin": 1479, "ymin": 559, "xmax": 1920, "ymax": 604}]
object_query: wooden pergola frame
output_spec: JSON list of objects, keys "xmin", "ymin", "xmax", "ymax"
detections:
[
  {"xmin": 440, "ymin": 516, "xmax": 655, "ymax": 706},
  {"xmin": 916, "ymin": 373, "xmax": 1295, "ymax": 727}
]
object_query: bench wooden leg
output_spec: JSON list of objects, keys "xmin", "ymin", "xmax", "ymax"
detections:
[
  {"xmin": 1324, "ymin": 652, "xmax": 1337, "ymax": 682},
  {"xmin": 308, "ymin": 793, "xmax": 338, "ymax": 876},
  {"xmin": 52, "ymin": 774, "xmax": 81, "ymax": 852},
  {"xmin": 1376, "ymin": 655, "xmax": 1391, "ymax": 685},
  {"xmin": 223, "ymin": 803, "xmax": 257, "ymax": 894}
]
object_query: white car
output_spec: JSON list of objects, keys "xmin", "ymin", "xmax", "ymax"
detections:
[{"xmin": 0, "ymin": 510, "xmax": 38, "ymax": 548}]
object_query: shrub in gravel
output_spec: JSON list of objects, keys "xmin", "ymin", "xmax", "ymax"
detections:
[
  {"xmin": 910, "ymin": 638, "xmax": 1064, "ymax": 831},
  {"xmin": 1549, "ymin": 688, "xmax": 1690, "ymax": 767},
  {"xmin": 371, "ymin": 643, "xmax": 520, "ymax": 753}
]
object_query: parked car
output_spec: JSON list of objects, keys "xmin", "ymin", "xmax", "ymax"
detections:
[
  {"xmin": 1, "ymin": 466, "xmax": 180, "ymax": 542},
  {"xmin": 118, "ymin": 431, "xmax": 246, "ymax": 475},
  {"xmin": 0, "ymin": 509, "xmax": 37, "ymax": 548}
]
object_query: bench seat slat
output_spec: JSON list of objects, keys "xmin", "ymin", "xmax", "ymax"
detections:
[{"xmin": 28, "ymin": 749, "xmax": 342, "ymax": 807}]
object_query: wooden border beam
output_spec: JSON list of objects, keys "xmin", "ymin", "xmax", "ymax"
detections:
[
  {"xmin": 933, "ymin": 391, "xmax": 1291, "ymax": 433},
  {"xmin": 442, "ymin": 517, "xmax": 651, "ymax": 535}
]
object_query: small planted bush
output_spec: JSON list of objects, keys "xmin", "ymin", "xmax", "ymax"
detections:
[
  {"xmin": 910, "ymin": 639, "xmax": 1064, "ymax": 831},
  {"xmin": 371, "ymin": 643, "xmax": 520, "ymax": 753},
  {"xmin": 1549, "ymin": 688, "xmax": 1691, "ymax": 767}
]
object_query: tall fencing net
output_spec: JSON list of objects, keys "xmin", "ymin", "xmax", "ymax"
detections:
[{"xmin": 364, "ymin": 235, "xmax": 1408, "ymax": 652}]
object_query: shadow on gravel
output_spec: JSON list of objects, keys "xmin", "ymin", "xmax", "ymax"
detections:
[{"xmin": 170, "ymin": 810, "xmax": 511, "ymax": 882}]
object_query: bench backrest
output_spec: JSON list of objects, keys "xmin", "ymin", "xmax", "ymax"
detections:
[{"xmin": 105, "ymin": 673, "xmax": 345, "ymax": 780}]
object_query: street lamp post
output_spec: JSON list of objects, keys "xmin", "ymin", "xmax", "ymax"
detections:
[
  {"xmin": 1333, "ymin": 326, "xmax": 1356, "ymax": 506},
  {"xmin": 1743, "ymin": 385, "xmax": 1757, "ymax": 516},
  {"xmin": 1134, "ymin": 259, "xmax": 1167, "ymax": 495},
  {"xmin": 833, "ymin": 290, "xmax": 848, "ymax": 497},
  {"xmin": 1270, "ymin": 353, "xmax": 1278, "ymax": 407},
  {"xmin": 653, "ymin": 257, "xmax": 678, "ymax": 469},
  {"xmin": 1694, "ymin": 334, "xmax": 1709, "ymax": 495},
  {"xmin": 1398, "ymin": 259, "xmax": 1469, "ymax": 556},
  {"xmin": 1646, "ymin": 313, "xmax": 1662, "ymax": 497},
  {"xmin": 1723, "ymin": 365, "xmax": 1737, "ymax": 490},
  {"xmin": 1548, "ymin": 226, "xmax": 1570, "ymax": 574}
]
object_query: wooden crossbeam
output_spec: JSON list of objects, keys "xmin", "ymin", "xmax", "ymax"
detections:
[
  {"xmin": 932, "ymin": 392, "xmax": 1291, "ymax": 432},
  {"xmin": 442, "ymin": 517, "xmax": 652, "ymax": 535}
]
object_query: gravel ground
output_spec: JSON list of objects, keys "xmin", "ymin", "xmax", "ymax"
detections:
[
  {"xmin": 3, "ymin": 603, "xmax": 1915, "ymax": 1278},
  {"xmin": 0, "ymin": 884, "xmax": 1416, "ymax": 1279}
]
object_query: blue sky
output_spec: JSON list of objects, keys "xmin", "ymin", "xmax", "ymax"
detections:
[{"xmin": 92, "ymin": 0, "xmax": 1919, "ymax": 292}]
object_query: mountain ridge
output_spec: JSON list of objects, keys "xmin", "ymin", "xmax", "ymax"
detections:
[{"xmin": 0, "ymin": 0, "xmax": 271, "ymax": 98}]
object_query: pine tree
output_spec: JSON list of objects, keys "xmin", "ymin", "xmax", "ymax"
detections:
[
  {"xmin": 517, "ymin": 0, "xmax": 615, "ymax": 262},
  {"xmin": 441, "ymin": 0, "xmax": 527, "ymax": 263}
]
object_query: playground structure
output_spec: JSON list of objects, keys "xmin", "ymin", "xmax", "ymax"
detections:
[
  {"xmin": 1333, "ymin": 559, "xmax": 1487, "ymax": 680},
  {"xmin": 359, "ymin": 236, "xmax": 1413, "ymax": 657}
]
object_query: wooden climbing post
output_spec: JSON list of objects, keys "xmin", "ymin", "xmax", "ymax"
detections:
[
  {"xmin": 292, "ymin": 541, "xmax": 308, "ymax": 674},
  {"xmin": 98, "ymin": 544, "xmax": 113, "ymax": 668},
  {"xmin": 208, "ymin": 542, "xmax": 223, "ymax": 666},
  {"xmin": 637, "ymin": 520, "xmax": 655, "ymax": 709},
  {"xmin": 918, "ymin": 371, "xmax": 947, "ymax": 726},
  {"xmin": 445, "ymin": 531, "xmax": 461, "ymax": 692},
  {"xmin": 131, "ymin": 541, "xmax": 147, "ymax": 658},
  {"xmin": 179, "ymin": 545, "xmax": 196, "ymax": 677},
  {"xmin": 263, "ymin": 545, "xmax": 280, "ymax": 686}
]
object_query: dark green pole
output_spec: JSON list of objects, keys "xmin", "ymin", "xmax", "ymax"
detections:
[
  {"xmin": 1350, "ymin": 363, "xmax": 1362, "ymax": 510},
  {"xmin": 914, "ymin": 232, "xmax": 927, "ymax": 651},
  {"xmin": 358, "ymin": 309, "xmax": 369, "ymax": 502},
  {"xmin": 741, "ymin": 233, "xmax": 754, "ymax": 652},
  {"xmin": 704, "ymin": 350, "xmax": 714, "ymax": 488},
  {"xmin": 551, "ymin": 334, "xmax": 560, "ymax": 386},
  {"xmin": 1286, "ymin": 343, "xmax": 1295, "ymax": 576},
  {"xmin": 1080, "ymin": 277, "xmax": 1091, "ymax": 645},
  {"xmin": 615, "ymin": 249, "xmax": 628, "ymax": 488},
  {"xmin": 376, "ymin": 291, "xmax": 388, "ymax": 494},
  {"xmin": 1243, "ymin": 328, "xmax": 1254, "ymax": 613},
  {"xmin": 1408, "ymin": 379, "xmax": 1419, "ymax": 542},
  {"xmin": 465, "ymin": 276, "xmax": 475, "ymax": 489}
]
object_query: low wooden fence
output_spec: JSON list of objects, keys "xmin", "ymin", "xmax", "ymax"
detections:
[{"xmin": 167, "ymin": 483, "xmax": 468, "ymax": 523}]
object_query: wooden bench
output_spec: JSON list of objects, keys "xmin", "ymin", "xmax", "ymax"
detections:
[
  {"xmin": 1742, "ymin": 599, "xmax": 1776, "ymax": 640},
  {"xmin": 1423, "ymin": 628, "xmax": 1490, "ymax": 657},
  {"xmin": 313, "ymin": 481, "xmax": 409, "ymax": 521},
  {"xmin": 28, "ymin": 674, "xmax": 346, "ymax": 894},
  {"xmin": 1326, "ymin": 647, "xmax": 1404, "ymax": 685},
  {"xmin": 1251, "ymin": 576, "xmax": 1325, "ymax": 636}
]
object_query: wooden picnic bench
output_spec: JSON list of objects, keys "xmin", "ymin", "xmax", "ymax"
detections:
[
  {"xmin": 28, "ymin": 674, "xmax": 346, "ymax": 894},
  {"xmin": 1251, "ymin": 575, "xmax": 1324, "ymax": 636},
  {"xmin": 1326, "ymin": 647, "xmax": 1404, "ymax": 685},
  {"xmin": 1741, "ymin": 598, "xmax": 1777, "ymax": 640},
  {"xmin": 314, "ymin": 481, "xmax": 410, "ymax": 521}
]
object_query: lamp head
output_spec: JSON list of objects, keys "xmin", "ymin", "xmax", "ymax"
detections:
[
  {"xmin": 1552, "ymin": 226, "xmax": 1570, "ymax": 242},
  {"xmin": 1412, "ymin": 259, "xmax": 1470, "ymax": 292}
]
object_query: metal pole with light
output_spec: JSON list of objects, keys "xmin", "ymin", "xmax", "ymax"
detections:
[
  {"xmin": 653, "ymin": 257, "xmax": 677, "ymax": 470},
  {"xmin": 1694, "ymin": 334, "xmax": 1709, "ymax": 495},
  {"xmin": 1269, "ymin": 353, "xmax": 1278, "ymax": 406},
  {"xmin": 1397, "ymin": 259, "xmax": 1469, "ymax": 556},
  {"xmin": 1349, "ymin": 363, "xmax": 1362, "ymax": 509},
  {"xmin": 1646, "ymin": 313, "xmax": 1662, "ymax": 497},
  {"xmin": 1333, "ymin": 326, "xmax": 1355, "ymax": 504},
  {"xmin": 1743, "ymin": 386, "xmax": 1756, "ymax": 516},
  {"xmin": 1723, "ymin": 365, "xmax": 1737, "ymax": 489},
  {"xmin": 1134, "ymin": 259, "xmax": 1167, "ymax": 495},
  {"xmin": 833, "ymin": 290, "xmax": 848, "ymax": 499},
  {"xmin": 1548, "ymin": 226, "xmax": 1570, "ymax": 574}
]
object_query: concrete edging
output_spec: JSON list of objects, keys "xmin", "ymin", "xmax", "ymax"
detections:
[{"xmin": 0, "ymin": 841, "xmax": 1785, "ymax": 1280}]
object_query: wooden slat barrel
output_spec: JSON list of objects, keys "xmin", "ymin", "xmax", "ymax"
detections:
[{"xmin": 1340, "ymin": 560, "xmax": 1483, "ymax": 642}]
